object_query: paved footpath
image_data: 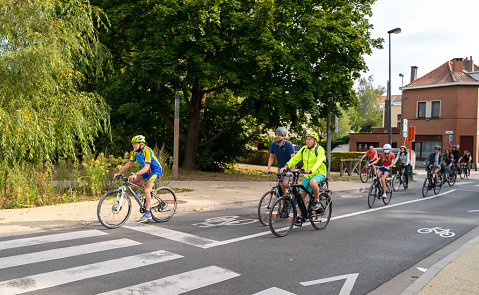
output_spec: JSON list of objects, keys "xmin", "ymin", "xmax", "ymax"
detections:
[{"xmin": 0, "ymin": 171, "xmax": 478, "ymax": 294}]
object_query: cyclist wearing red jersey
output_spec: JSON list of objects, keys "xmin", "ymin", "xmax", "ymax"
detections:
[
  {"xmin": 360, "ymin": 145, "xmax": 378, "ymax": 176},
  {"xmin": 370, "ymin": 144, "xmax": 395, "ymax": 199}
]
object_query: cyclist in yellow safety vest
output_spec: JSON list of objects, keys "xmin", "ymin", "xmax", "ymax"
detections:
[{"xmin": 280, "ymin": 131, "xmax": 327, "ymax": 226}]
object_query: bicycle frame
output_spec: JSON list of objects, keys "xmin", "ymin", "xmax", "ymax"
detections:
[
  {"xmin": 117, "ymin": 177, "xmax": 146, "ymax": 209},
  {"xmin": 287, "ymin": 170, "xmax": 330, "ymax": 219}
]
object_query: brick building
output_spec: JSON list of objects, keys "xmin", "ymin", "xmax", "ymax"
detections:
[{"xmin": 350, "ymin": 57, "xmax": 479, "ymax": 162}]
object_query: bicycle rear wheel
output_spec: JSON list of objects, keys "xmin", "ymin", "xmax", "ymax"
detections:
[
  {"xmin": 310, "ymin": 193, "xmax": 332, "ymax": 230},
  {"xmin": 151, "ymin": 187, "xmax": 177, "ymax": 223},
  {"xmin": 368, "ymin": 182, "xmax": 377, "ymax": 208},
  {"xmin": 422, "ymin": 178, "xmax": 430, "ymax": 198},
  {"xmin": 258, "ymin": 190, "xmax": 277, "ymax": 226},
  {"xmin": 447, "ymin": 172, "xmax": 456, "ymax": 186},
  {"xmin": 392, "ymin": 174, "xmax": 400, "ymax": 191},
  {"xmin": 268, "ymin": 196, "xmax": 296, "ymax": 237},
  {"xmin": 360, "ymin": 167, "xmax": 369, "ymax": 183},
  {"xmin": 97, "ymin": 189, "xmax": 132, "ymax": 229}
]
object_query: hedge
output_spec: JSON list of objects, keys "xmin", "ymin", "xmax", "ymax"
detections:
[{"xmin": 239, "ymin": 150, "xmax": 365, "ymax": 172}]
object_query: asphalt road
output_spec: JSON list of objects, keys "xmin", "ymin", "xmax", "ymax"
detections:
[{"xmin": 1, "ymin": 179, "xmax": 478, "ymax": 295}]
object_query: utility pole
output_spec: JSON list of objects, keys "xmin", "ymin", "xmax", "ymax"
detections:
[
  {"xmin": 326, "ymin": 114, "xmax": 332, "ymax": 178},
  {"xmin": 173, "ymin": 94, "xmax": 180, "ymax": 180}
]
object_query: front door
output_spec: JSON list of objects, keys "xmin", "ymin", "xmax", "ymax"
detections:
[{"xmin": 460, "ymin": 136, "xmax": 474, "ymax": 159}]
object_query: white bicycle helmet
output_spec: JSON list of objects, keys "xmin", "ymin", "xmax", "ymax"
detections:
[{"xmin": 383, "ymin": 144, "xmax": 392, "ymax": 150}]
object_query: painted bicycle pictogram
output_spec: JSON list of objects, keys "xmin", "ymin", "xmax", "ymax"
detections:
[
  {"xmin": 417, "ymin": 227, "xmax": 455, "ymax": 238},
  {"xmin": 193, "ymin": 215, "xmax": 257, "ymax": 228}
]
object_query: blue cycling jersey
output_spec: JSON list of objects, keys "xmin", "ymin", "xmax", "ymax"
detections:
[{"xmin": 129, "ymin": 146, "xmax": 162, "ymax": 175}]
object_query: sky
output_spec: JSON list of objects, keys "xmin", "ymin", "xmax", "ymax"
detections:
[{"xmin": 363, "ymin": 0, "xmax": 479, "ymax": 95}]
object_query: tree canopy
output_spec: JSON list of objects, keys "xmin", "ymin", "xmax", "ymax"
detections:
[
  {"xmin": 348, "ymin": 76, "xmax": 384, "ymax": 132},
  {"xmin": 93, "ymin": 0, "xmax": 382, "ymax": 169},
  {"xmin": 0, "ymin": 0, "xmax": 110, "ymax": 165}
]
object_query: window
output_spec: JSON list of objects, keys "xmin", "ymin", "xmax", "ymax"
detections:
[
  {"xmin": 417, "ymin": 102, "xmax": 426, "ymax": 118},
  {"xmin": 431, "ymin": 101, "xmax": 440, "ymax": 118},
  {"xmin": 357, "ymin": 142, "xmax": 379, "ymax": 152}
]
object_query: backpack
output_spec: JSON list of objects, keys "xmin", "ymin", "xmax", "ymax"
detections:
[{"xmin": 300, "ymin": 145, "xmax": 329, "ymax": 168}]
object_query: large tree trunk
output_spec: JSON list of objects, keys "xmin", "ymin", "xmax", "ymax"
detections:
[{"xmin": 182, "ymin": 86, "xmax": 205, "ymax": 169}]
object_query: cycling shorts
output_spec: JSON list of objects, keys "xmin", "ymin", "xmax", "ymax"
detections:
[
  {"xmin": 141, "ymin": 172, "xmax": 160, "ymax": 183},
  {"xmin": 300, "ymin": 174, "xmax": 326, "ymax": 193}
]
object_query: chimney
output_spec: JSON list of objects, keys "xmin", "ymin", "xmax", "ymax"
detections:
[
  {"xmin": 410, "ymin": 66, "xmax": 418, "ymax": 82},
  {"xmin": 464, "ymin": 56, "xmax": 474, "ymax": 72},
  {"xmin": 452, "ymin": 58, "xmax": 464, "ymax": 72}
]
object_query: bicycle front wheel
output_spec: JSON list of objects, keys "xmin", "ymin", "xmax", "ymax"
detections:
[
  {"xmin": 392, "ymin": 175, "xmax": 400, "ymax": 191},
  {"xmin": 97, "ymin": 189, "xmax": 132, "ymax": 229},
  {"xmin": 422, "ymin": 178, "xmax": 430, "ymax": 198},
  {"xmin": 268, "ymin": 196, "xmax": 296, "ymax": 237},
  {"xmin": 360, "ymin": 167, "xmax": 369, "ymax": 183},
  {"xmin": 151, "ymin": 187, "xmax": 177, "ymax": 223},
  {"xmin": 258, "ymin": 190, "xmax": 277, "ymax": 226},
  {"xmin": 310, "ymin": 193, "xmax": 332, "ymax": 230},
  {"xmin": 368, "ymin": 182, "xmax": 377, "ymax": 208},
  {"xmin": 433, "ymin": 175, "xmax": 442, "ymax": 195},
  {"xmin": 403, "ymin": 175, "xmax": 409, "ymax": 189},
  {"xmin": 459, "ymin": 166, "xmax": 465, "ymax": 179},
  {"xmin": 383, "ymin": 181, "xmax": 392, "ymax": 205}
]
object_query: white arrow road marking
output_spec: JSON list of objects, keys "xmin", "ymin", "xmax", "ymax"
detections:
[
  {"xmin": 416, "ymin": 267, "xmax": 428, "ymax": 272},
  {"xmin": 252, "ymin": 287, "xmax": 297, "ymax": 295},
  {"xmin": 301, "ymin": 273, "xmax": 359, "ymax": 295}
]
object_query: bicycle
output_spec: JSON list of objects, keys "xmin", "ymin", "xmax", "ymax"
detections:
[
  {"xmin": 97, "ymin": 175, "xmax": 177, "ymax": 229},
  {"xmin": 442, "ymin": 166, "xmax": 456, "ymax": 187},
  {"xmin": 458, "ymin": 162, "xmax": 470, "ymax": 179},
  {"xmin": 367, "ymin": 166, "xmax": 392, "ymax": 208},
  {"xmin": 421, "ymin": 165, "xmax": 442, "ymax": 198},
  {"xmin": 268, "ymin": 169, "xmax": 332, "ymax": 237},
  {"xmin": 257, "ymin": 172, "xmax": 286, "ymax": 226},
  {"xmin": 392, "ymin": 164, "xmax": 409, "ymax": 191},
  {"xmin": 360, "ymin": 162, "xmax": 375, "ymax": 183}
]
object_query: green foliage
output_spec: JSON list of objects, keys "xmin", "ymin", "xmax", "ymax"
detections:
[
  {"xmin": 347, "ymin": 76, "xmax": 384, "ymax": 132},
  {"xmin": 93, "ymin": 0, "xmax": 381, "ymax": 169},
  {"xmin": 0, "ymin": 0, "xmax": 111, "ymax": 166}
]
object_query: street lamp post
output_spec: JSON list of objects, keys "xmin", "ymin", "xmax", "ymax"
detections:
[{"xmin": 388, "ymin": 27, "xmax": 401, "ymax": 145}]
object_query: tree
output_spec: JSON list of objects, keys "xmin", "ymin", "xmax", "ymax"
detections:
[
  {"xmin": 94, "ymin": 0, "xmax": 381, "ymax": 169},
  {"xmin": 348, "ymin": 76, "xmax": 384, "ymax": 132},
  {"xmin": 0, "ymin": 0, "xmax": 110, "ymax": 166}
]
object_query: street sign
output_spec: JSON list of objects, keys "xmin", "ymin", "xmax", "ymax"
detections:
[
  {"xmin": 407, "ymin": 126, "xmax": 416, "ymax": 142},
  {"xmin": 403, "ymin": 119, "xmax": 408, "ymax": 138},
  {"xmin": 449, "ymin": 135, "xmax": 453, "ymax": 145}
]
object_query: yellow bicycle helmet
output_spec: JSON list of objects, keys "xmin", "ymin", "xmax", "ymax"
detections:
[
  {"xmin": 305, "ymin": 132, "xmax": 319, "ymax": 141},
  {"xmin": 131, "ymin": 135, "xmax": 146, "ymax": 143}
]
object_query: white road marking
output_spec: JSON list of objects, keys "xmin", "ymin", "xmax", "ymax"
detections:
[
  {"xmin": 97, "ymin": 266, "xmax": 239, "ymax": 295},
  {"xmin": 127, "ymin": 190, "xmax": 456, "ymax": 248},
  {"xmin": 468, "ymin": 210, "xmax": 479, "ymax": 213},
  {"xmin": 454, "ymin": 182, "xmax": 473, "ymax": 185},
  {"xmin": 125, "ymin": 223, "xmax": 217, "ymax": 248},
  {"xmin": 416, "ymin": 267, "xmax": 428, "ymax": 272},
  {"xmin": 301, "ymin": 273, "xmax": 359, "ymax": 295},
  {"xmin": 0, "ymin": 238, "xmax": 140, "ymax": 270},
  {"xmin": 0, "ymin": 250, "xmax": 183, "ymax": 295},
  {"xmin": 252, "ymin": 287, "xmax": 297, "ymax": 295},
  {"xmin": 0, "ymin": 230, "xmax": 107, "ymax": 251}
]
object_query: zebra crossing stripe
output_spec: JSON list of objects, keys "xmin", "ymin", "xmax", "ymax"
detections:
[
  {"xmin": 125, "ymin": 223, "xmax": 217, "ymax": 248},
  {"xmin": 0, "ymin": 238, "xmax": 141, "ymax": 270},
  {"xmin": 0, "ymin": 230, "xmax": 107, "ymax": 251},
  {"xmin": 0, "ymin": 250, "xmax": 183, "ymax": 295},
  {"xmin": 97, "ymin": 266, "xmax": 239, "ymax": 295}
]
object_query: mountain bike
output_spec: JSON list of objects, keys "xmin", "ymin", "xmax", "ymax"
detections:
[
  {"xmin": 392, "ymin": 164, "xmax": 409, "ymax": 191},
  {"xmin": 97, "ymin": 175, "xmax": 177, "ymax": 229},
  {"xmin": 360, "ymin": 162, "xmax": 375, "ymax": 183},
  {"xmin": 422, "ymin": 166, "xmax": 442, "ymax": 197},
  {"xmin": 268, "ymin": 169, "xmax": 332, "ymax": 237},
  {"xmin": 367, "ymin": 166, "xmax": 392, "ymax": 208},
  {"xmin": 257, "ymin": 172, "xmax": 286, "ymax": 226}
]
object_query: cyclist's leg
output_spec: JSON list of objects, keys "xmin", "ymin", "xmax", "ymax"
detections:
[
  {"xmin": 381, "ymin": 171, "xmax": 389, "ymax": 196},
  {"xmin": 130, "ymin": 175, "xmax": 145, "ymax": 188},
  {"xmin": 143, "ymin": 173, "xmax": 158, "ymax": 211}
]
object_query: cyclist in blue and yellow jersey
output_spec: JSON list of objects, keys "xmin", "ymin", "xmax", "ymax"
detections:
[
  {"xmin": 114, "ymin": 135, "xmax": 162, "ymax": 223},
  {"xmin": 280, "ymin": 131, "xmax": 327, "ymax": 226}
]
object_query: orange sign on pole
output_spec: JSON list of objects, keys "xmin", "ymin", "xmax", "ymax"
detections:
[{"xmin": 407, "ymin": 126, "xmax": 415, "ymax": 161}]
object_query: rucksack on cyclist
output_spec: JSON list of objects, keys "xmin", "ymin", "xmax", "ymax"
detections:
[{"xmin": 300, "ymin": 144, "xmax": 328, "ymax": 168}]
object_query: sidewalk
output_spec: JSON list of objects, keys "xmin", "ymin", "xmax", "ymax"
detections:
[{"xmin": 0, "ymin": 172, "xmax": 478, "ymax": 294}]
